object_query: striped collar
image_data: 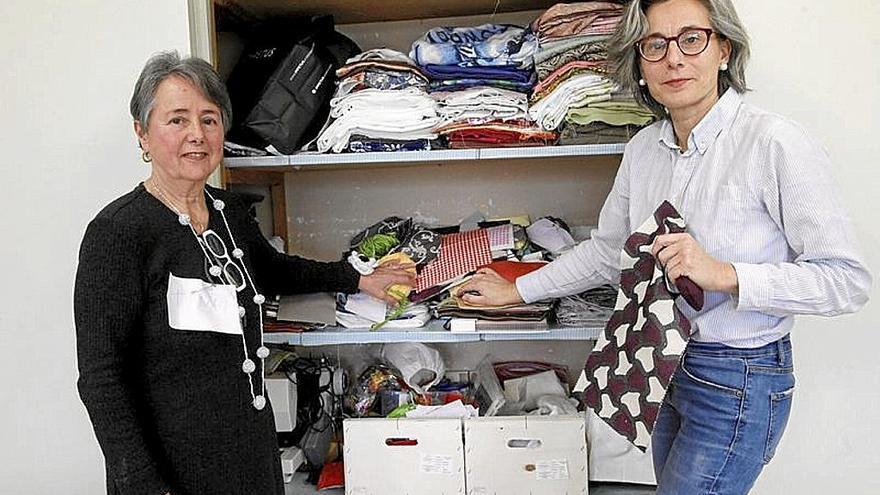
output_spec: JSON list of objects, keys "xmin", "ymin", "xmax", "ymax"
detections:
[{"xmin": 658, "ymin": 88, "xmax": 743, "ymax": 155}]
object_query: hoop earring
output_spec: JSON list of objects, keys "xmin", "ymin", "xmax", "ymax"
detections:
[
  {"xmin": 142, "ymin": 150, "xmax": 152, "ymax": 163},
  {"xmin": 638, "ymin": 78, "xmax": 646, "ymax": 86},
  {"xmin": 720, "ymin": 63, "xmax": 728, "ymax": 71}
]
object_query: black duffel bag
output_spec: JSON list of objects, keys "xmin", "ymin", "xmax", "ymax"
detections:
[{"xmin": 225, "ymin": 16, "xmax": 359, "ymax": 153}]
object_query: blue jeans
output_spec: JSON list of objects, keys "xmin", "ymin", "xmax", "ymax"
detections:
[{"xmin": 652, "ymin": 336, "xmax": 795, "ymax": 495}]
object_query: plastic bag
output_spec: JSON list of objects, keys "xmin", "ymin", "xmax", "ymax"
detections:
[{"xmin": 378, "ymin": 342, "xmax": 445, "ymax": 395}]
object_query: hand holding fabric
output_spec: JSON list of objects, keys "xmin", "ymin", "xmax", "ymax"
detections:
[
  {"xmin": 358, "ymin": 261, "xmax": 417, "ymax": 304},
  {"xmin": 456, "ymin": 268, "xmax": 524, "ymax": 307},
  {"xmin": 652, "ymin": 232, "xmax": 738, "ymax": 295}
]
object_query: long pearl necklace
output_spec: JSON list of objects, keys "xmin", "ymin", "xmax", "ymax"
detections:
[{"xmin": 147, "ymin": 180, "xmax": 269, "ymax": 411}]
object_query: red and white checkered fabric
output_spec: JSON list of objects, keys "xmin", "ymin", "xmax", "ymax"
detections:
[{"xmin": 415, "ymin": 229, "xmax": 493, "ymax": 292}]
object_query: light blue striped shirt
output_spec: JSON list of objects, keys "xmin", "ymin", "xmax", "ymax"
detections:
[{"xmin": 518, "ymin": 89, "xmax": 872, "ymax": 347}]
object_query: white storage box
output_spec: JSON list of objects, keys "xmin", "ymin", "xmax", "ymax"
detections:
[
  {"xmin": 463, "ymin": 415, "xmax": 587, "ymax": 495},
  {"xmin": 343, "ymin": 418, "xmax": 466, "ymax": 495}
]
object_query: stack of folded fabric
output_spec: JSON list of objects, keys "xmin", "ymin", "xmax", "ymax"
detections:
[
  {"xmin": 412, "ymin": 24, "xmax": 557, "ymax": 148},
  {"xmin": 335, "ymin": 48, "xmax": 429, "ymax": 96},
  {"xmin": 439, "ymin": 119, "xmax": 559, "ymax": 148},
  {"xmin": 434, "ymin": 86, "xmax": 529, "ymax": 122},
  {"xmin": 432, "ymin": 87, "xmax": 550, "ymax": 148},
  {"xmin": 528, "ymin": 71, "xmax": 617, "ymax": 131},
  {"xmin": 560, "ymin": 90, "xmax": 655, "ymax": 144},
  {"xmin": 411, "ymin": 24, "xmax": 538, "ymax": 93},
  {"xmin": 436, "ymin": 297, "xmax": 553, "ymax": 322},
  {"xmin": 438, "ymin": 260, "xmax": 553, "ymax": 323},
  {"xmin": 529, "ymin": 2, "xmax": 654, "ymax": 140},
  {"xmin": 316, "ymin": 49, "xmax": 441, "ymax": 153}
]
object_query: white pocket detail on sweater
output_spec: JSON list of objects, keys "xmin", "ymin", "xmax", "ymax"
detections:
[{"xmin": 166, "ymin": 273, "xmax": 243, "ymax": 335}]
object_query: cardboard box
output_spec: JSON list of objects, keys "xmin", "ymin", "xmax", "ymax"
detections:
[
  {"xmin": 463, "ymin": 415, "xmax": 588, "ymax": 495},
  {"xmin": 344, "ymin": 418, "xmax": 466, "ymax": 495}
]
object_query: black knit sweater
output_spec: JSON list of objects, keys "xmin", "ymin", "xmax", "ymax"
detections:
[{"xmin": 74, "ymin": 184, "xmax": 359, "ymax": 495}]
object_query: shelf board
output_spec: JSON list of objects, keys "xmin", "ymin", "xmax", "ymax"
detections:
[
  {"xmin": 264, "ymin": 319, "xmax": 603, "ymax": 346},
  {"xmin": 224, "ymin": 143, "xmax": 626, "ymax": 171},
  {"xmin": 222, "ymin": 0, "xmax": 559, "ymax": 25}
]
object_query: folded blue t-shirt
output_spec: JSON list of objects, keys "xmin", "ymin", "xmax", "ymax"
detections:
[{"xmin": 410, "ymin": 23, "xmax": 538, "ymax": 68}]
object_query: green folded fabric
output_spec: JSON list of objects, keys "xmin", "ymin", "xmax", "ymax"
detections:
[{"xmin": 567, "ymin": 100, "xmax": 655, "ymax": 127}]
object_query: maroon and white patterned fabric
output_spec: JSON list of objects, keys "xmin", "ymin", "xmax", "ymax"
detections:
[
  {"xmin": 415, "ymin": 229, "xmax": 493, "ymax": 292},
  {"xmin": 582, "ymin": 201, "xmax": 704, "ymax": 451}
]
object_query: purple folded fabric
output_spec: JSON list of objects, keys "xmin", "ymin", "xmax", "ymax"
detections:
[{"xmin": 421, "ymin": 64, "xmax": 535, "ymax": 84}]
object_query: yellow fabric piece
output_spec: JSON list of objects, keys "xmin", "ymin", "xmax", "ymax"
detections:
[{"xmin": 377, "ymin": 251, "xmax": 416, "ymax": 302}]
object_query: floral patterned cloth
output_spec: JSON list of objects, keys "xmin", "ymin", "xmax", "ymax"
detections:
[{"xmin": 349, "ymin": 216, "xmax": 440, "ymax": 267}]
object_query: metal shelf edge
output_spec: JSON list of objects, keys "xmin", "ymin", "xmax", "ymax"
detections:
[
  {"xmin": 224, "ymin": 155, "xmax": 290, "ymax": 168},
  {"xmin": 263, "ymin": 323, "xmax": 603, "ymax": 346},
  {"xmin": 224, "ymin": 144, "xmax": 625, "ymax": 170}
]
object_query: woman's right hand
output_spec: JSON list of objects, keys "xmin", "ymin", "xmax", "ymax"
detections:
[{"xmin": 455, "ymin": 268, "xmax": 524, "ymax": 307}]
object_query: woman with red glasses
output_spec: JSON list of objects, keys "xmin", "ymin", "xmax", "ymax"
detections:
[{"xmin": 458, "ymin": 1, "xmax": 871, "ymax": 493}]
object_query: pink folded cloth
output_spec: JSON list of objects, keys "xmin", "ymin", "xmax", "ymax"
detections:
[{"xmin": 531, "ymin": 2, "xmax": 624, "ymax": 42}]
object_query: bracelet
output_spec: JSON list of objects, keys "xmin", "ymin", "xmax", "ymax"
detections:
[{"xmin": 347, "ymin": 250, "xmax": 377, "ymax": 276}]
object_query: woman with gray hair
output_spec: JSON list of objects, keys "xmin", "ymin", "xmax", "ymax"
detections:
[
  {"xmin": 458, "ymin": 1, "xmax": 871, "ymax": 493},
  {"xmin": 74, "ymin": 51, "xmax": 413, "ymax": 494}
]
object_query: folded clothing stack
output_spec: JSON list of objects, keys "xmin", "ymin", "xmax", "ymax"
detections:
[
  {"xmin": 412, "ymin": 24, "xmax": 557, "ymax": 147},
  {"xmin": 437, "ymin": 260, "xmax": 552, "ymax": 322},
  {"xmin": 432, "ymin": 87, "xmax": 556, "ymax": 147},
  {"xmin": 439, "ymin": 119, "xmax": 559, "ymax": 149},
  {"xmin": 529, "ymin": 2, "xmax": 654, "ymax": 136},
  {"xmin": 316, "ymin": 49, "xmax": 440, "ymax": 153},
  {"xmin": 563, "ymin": 94, "xmax": 655, "ymax": 140},
  {"xmin": 531, "ymin": 1, "xmax": 624, "ymax": 81},
  {"xmin": 531, "ymin": 1, "xmax": 623, "ymax": 44},
  {"xmin": 411, "ymin": 23, "xmax": 538, "ymax": 93},
  {"xmin": 529, "ymin": 72, "xmax": 617, "ymax": 131},
  {"xmin": 436, "ymin": 298, "xmax": 553, "ymax": 321},
  {"xmin": 433, "ymin": 86, "xmax": 529, "ymax": 122},
  {"xmin": 334, "ymin": 48, "xmax": 428, "ymax": 96}
]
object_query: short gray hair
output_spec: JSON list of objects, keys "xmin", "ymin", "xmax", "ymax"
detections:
[
  {"xmin": 609, "ymin": 0, "xmax": 751, "ymax": 118},
  {"xmin": 130, "ymin": 50, "xmax": 232, "ymax": 132}
]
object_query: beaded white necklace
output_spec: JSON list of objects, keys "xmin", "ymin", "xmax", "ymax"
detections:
[{"xmin": 148, "ymin": 180, "xmax": 269, "ymax": 410}]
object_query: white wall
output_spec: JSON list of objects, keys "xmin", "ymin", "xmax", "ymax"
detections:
[
  {"xmin": 0, "ymin": 1, "xmax": 190, "ymax": 492},
  {"xmin": 0, "ymin": 1, "xmax": 876, "ymax": 494},
  {"xmin": 738, "ymin": 2, "xmax": 880, "ymax": 493}
]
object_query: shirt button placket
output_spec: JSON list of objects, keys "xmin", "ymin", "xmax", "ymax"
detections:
[{"xmin": 670, "ymin": 153, "xmax": 688, "ymax": 208}]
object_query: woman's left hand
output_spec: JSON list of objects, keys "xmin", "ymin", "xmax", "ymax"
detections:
[
  {"xmin": 357, "ymin": 262, "xmax": 417, "ymax": 304},
  {"xmin": 652, "ymin": 233, "xmax": 738, "ymax": 294}
]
